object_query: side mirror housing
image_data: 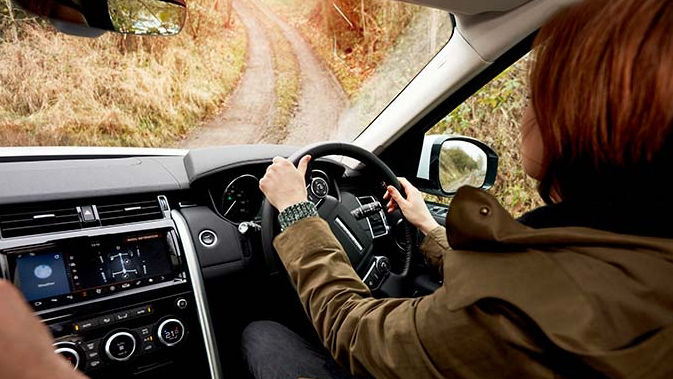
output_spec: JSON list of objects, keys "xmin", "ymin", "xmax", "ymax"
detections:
[
  {"xmin": 14, "ymin": 0, "xmax": 187, "ymax": 37},
  {"xmin": 417, "ymin": 135, "xmax": 498, "ymax": 196}
]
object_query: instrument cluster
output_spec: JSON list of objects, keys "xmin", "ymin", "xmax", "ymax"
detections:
[{"xmin": 212, "ymin": 167, "xmax": 337, "ymax": 224}]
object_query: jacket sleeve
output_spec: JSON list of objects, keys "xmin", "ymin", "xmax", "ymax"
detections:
[
  {"xmin": 273, "ymin": 217, "xmax": 522, "ymax": 378},
  {"xmin": 419, "ymin": 225, "xmax": 449, "ymax": 271}
]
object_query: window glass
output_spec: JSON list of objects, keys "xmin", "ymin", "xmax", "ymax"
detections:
[
  {"xmin": 425, "ymin": 56, "xmax": 543, "ymax": 217},
  {"xmin": 0, "ymin": 0, "xmax": 452, "ymax": 147}
]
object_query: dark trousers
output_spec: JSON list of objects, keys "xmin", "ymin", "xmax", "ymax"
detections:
[{"xmin": 241, "ymin": 320, "xmax": 354, "ymax": 379}]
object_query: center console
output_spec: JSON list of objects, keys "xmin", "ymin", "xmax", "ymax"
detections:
[{"xmin": 0, "ymin": 196, "xmax": 220, "ymax": 378}]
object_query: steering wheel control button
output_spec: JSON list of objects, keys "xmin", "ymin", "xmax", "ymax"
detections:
[
  {"xmin": 176, "ymin": 297, "xmax": 188, "ymax": 310},
  {"xmin": 376, "ymin": 257, "xmax": 392, "ymax": 274},
  {"xmin": 198, "ymin": 230, "xmax": 217, "ymax": 247},
  {"xmin": 157, "ymin": 318, "xmax": 186, "ymax": 347},
  {"xmin": 310, "ymin": 177, "xmax": 329, "ymax": 198},
  {"xmin": 54, "ymin": 342, "xmax": 80, "ymax": 370},
  {"xmin": 105, "ymin": 331, "xmax": 137, "ymax": 362}
]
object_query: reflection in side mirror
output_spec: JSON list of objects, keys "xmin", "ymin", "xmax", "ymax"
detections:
[
  {"xmin": 439, "ymin": 140, "xmax": 488, "ymax": 193},
  {"xmin": 14, "ymin": 0, "xmax": 186, "ymax": 36},
  {"xmin": 416, "ymin": 135, "xmax": 498, "ymax": 196},
  {"xmin": 108, "ymin": 0, "xmax": 186, "ymax": 35}
]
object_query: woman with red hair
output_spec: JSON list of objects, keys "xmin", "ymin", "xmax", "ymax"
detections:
[{"xmin": 250, "ymin": 0, "xmax": 673, "ymax": 377}]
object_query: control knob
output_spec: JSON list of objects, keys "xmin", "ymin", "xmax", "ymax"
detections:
[
  {"xmin": 310, "ymin": 177, "xmax": 329, "ymax": 199},
  {"xmin": 104, "ymin": 331, "xmax": 136, "ymax": 362},
  {"xmin": 376, "ymin": 256, "xmax": 391, "ymax": 274},
  {"xmin": 157, "ymin": 318, "xmax": 185, "ymax": 347},
  {"xmin": 53, "ymin": 341, "xmax": 80, "ymax": 370}
]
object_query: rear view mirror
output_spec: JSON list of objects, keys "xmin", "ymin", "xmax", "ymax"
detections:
[
  {"xmin": 417, "ymin": 135, "xmax": 498, "ymax": 196},
  {"xmin": 14, "ymin": 0, "xmax": 186, "ymax": 36}
]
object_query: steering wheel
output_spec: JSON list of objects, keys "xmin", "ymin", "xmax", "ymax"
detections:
[{"xmin": 261, "ymin": 142, "xmax": 414, "ymax": 290}]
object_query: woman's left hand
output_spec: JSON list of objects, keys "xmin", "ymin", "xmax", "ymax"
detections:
[{"xmin": 260, "ymin": 155, "xmax": 312, "ymax": 212}]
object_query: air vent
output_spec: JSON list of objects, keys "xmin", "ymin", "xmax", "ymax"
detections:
[
  {"xmin": 0, "ymin": 206, "xmax": 81, "ymax": 238},
  {"xmin": 358, "ymin": 196, "xmax": 389, "ymax": 238},
  {"xmin": 97, "ymin": 197, "xmax": 164, "ymax": 226}
]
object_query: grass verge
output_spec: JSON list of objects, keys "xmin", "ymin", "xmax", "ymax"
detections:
[{"xmin": 0, "ymin": 1, "xmax": 247, "ymax": 147}]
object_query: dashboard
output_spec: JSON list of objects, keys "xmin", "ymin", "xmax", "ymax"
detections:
[{"xmin": 0, "ymin": 145, "xmax": 425, "ymax": 378}]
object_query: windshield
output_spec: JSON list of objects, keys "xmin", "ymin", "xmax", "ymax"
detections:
[{"xmin": 0, "ymin": 0, "xmax": 452, "ymax": 148}]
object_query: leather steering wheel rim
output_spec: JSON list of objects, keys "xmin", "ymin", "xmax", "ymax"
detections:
[{"xmin": 261, "ymin": 142, "xmax": 414, "ymax": 278}]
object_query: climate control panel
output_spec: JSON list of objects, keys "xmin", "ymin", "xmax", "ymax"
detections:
[{"xmin": 50, "ymin": 293, "xmax": 194, "ymax": 376}]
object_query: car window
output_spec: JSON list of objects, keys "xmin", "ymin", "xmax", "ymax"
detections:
[
  {"xmin": 0, "ymin": 0, "xmax": 452, "ymax": 148},
  {"xmin": 424, "ymin": 56, "xmax": 543, "ymax": 218}
]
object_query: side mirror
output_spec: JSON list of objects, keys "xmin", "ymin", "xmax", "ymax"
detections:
[
  {"xmin": 416, "ymin": 135, "xmax": 498, "ymax": 196},
  {"xmin": 14, "ymin": 0, "xmax": 187, "ymax": 37}
]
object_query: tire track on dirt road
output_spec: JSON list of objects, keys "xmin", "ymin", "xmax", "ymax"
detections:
[
  {"xmin": 182, "ymin": 1, "xmax": 276, "ymax": 147},
  {"xmin": 254, "ymin": 0, "xmax": 348, "ymax": 145}
]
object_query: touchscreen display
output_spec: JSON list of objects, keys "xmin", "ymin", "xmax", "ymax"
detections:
[
  {"xmin": 7, "ymin": 229, "xmax": 178, "ymax": 309},
  {"xmin": 73, "ymin": 232, "xmax": 173, "ymax": 290},
  {"xmin": 14, "ymin": 252, "xmax": 71, "ymax": 301}
]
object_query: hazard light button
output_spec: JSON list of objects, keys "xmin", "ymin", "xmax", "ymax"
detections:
[{"xmin": 79, "ymin": 205, "xmax": 97, "ymax": 223}]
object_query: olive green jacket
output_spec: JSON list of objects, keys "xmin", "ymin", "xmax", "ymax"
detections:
[{"xmin": 273, "ymin": 187, "xmax": 673, "ymax": 378}]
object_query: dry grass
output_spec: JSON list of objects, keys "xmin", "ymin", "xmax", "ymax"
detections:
[
  {"xmin": 427, "ymin": 57, "xmax": 544, "ymax": 217},
  {"xmin": 0, "ymin": 0, "xmax": 247, "ymax": 147}
]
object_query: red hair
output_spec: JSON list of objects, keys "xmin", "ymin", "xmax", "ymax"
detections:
[{"xmin": 530, "ymin": 0, "xmax": 673, "ymax": 203}]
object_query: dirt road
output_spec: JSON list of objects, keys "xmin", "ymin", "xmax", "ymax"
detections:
[
  {"xmin": 253, "ymin": 0, "xmax": 347, "ymax": 145},
  {"xmin": 182, "ymin": 1, "xmax": 276, "ymax": 147},
  {"xmin": 183, "ymin": 0, "xmax": 347, "ymax": 147}
]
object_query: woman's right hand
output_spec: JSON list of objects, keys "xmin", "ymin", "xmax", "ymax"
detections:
[{"xmin": 383, "ymin": 178, "xmax": 441, "ymax": 235}]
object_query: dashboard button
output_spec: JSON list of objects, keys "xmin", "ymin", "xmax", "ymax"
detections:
[
  {"xmin": 115, "ymin": 311, "xmax": 130, "ymax": 322},
  {"xmin": 137, "ymin": 326, "xmax": 152, "ymax": 337},
  {"xmin": 100, "ymin": 315, "xmax": 114, "ymax": 325},
  {"xmin": 142, "ymin": 342, "xmax": 156, "ymax": 354},
  {"xmin": 79, "ymin": 205, "xmax": 96, "ymax": 222},
  {"xmin": 104, "ymin": 331, "xmax": 136, "ymax": 362},
  {"xmin": 198, "ymin": 230, "xmax": 217, "ymax": 247},
  {"xmin": 74, "ymin": 319, "xmax": 98, "ymax": 332},
  {"xmin": 132, "ymin": 305, "xmax": 153, "ymax": 317},
  {"xmin": 157, "ymin": 319, "xmax": 185, "ymax": 347},
  {"xmin": 82, "ymin": 340, "xmax": 100, "ymax": 352},
  {"xmin": 175, "ymin": 298, "xmax": 188, "ymax": 310},
  {"xmin": 87, "ymin": 351, "xmax": 100, "ymax": 359},
  {"xmin": 86, "ymin": 359, "xmax": 102, "ymax": 370}
]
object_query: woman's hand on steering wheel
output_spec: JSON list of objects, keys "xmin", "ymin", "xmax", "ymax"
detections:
[
  {"xmin": 384, "ymin": 178, "xmax": 440, "ymax": 235},
  {"xmin": 259, "ymin": 155, "xmax": 312, "ymax": 212}
]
